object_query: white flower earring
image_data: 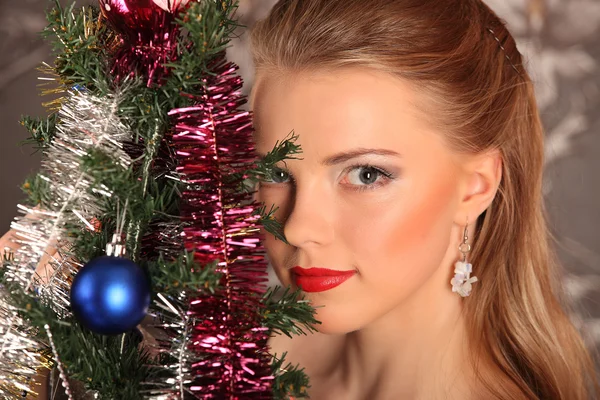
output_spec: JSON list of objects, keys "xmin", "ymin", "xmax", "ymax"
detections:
[{"xmin": 451, "ymin": 219, "xmax": 478, "ymax": 297}]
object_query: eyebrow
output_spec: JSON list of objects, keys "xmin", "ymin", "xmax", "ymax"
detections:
[
  {"xmin": 321, "ymin": 148, "xmax": 401, "ymax": 166},
  {"xmin": 255, "ymin": 148, "xmax": 401, "ymax": 165}
]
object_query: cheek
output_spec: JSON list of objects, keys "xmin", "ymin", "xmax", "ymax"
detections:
[
  {"xmin": 263, "ymin": 234, "xmax": 293, "ymax": 286},
  {"xmin": 258, "ymin": 187, "xmax": 295, "ymax": 285},
  {"xmin": 340, "ymin": 177, "xmax": 457, "ymax": 287}
]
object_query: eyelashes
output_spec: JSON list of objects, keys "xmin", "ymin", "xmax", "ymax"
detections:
[
  {"xmin": 341, "ymin": 163, "xmax": 395, "ymax": 192},
  {"xmin": 260, "ymin": 163, "xmax": 397, "ymax": 192}
]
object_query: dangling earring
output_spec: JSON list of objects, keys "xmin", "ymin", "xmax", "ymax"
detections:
[{"xmin": 450, "ymin": 218, "xmax": 478, "ymax": 297}]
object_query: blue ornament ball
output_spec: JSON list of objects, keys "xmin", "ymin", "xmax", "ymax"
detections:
[{"xmin": 70, "ymin": 255, "xmax": 151, "ymax": 335}]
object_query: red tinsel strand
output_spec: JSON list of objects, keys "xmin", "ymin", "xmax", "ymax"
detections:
[
  {"xmin": 99, "ymin": 0, "xmax": 187, "ymax": 86},
  {"xmin": 169, "ymin": 53, "xmax": 273, "ymax": 398}
]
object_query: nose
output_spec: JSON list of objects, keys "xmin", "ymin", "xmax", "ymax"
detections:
[{"xmin": 283, "ymin": 184, "xmax": 335, "ymax": 248}]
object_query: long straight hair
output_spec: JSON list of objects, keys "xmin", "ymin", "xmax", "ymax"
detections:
[{"xmin": 249, "ymin": 0, "xmax": 600, "ymax": 398}]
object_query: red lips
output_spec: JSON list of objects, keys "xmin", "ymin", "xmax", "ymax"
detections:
[{"xmin": 291, "ymin": 267, "xmax": 356, "ymax": 293}]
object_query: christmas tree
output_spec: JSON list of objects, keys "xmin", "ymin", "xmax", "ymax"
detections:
[{"xmin": 0, "ymin": 0, "xmax": 316, "ymax": 398}]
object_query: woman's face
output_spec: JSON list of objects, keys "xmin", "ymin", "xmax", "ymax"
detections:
[{"xmin": 250, "ymin": 68, "xmax": 468, "ymax": 334}]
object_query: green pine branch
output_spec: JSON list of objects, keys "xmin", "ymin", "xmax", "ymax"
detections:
[
  {"xmin": 147, "ymin": 252, "xmax": 222, "ymax": 296},
  {"xmin": 255, "ymin": 203, "xmax": 288, "ymax": 244},
  {"xmin": 43, "ymin": 1, "xmax": 110, "ymax": 93},
  {"xmin": 271, "ymin": 352, "xmax": 311, "ymax": 399},
  {"xmin": 19, "ymin": 114, "xmax": 58, "ymax": 149},
  {"xmin": 21, "ymin": 172, "xmax": 52, "ymax": 207},
  {"xmin": 242, "ymin": 130, "xmax": 303, "ymax": 243},
  {"xmin": 262, "ymin": 286, "xmax": 320, "ymax": 338},
  {"xmin": 237, "ymin": 130, "xmax": 303, "ymax": 192},
  {"xmin": 3, "ymin": 1, "xmax": 320, "ymax": 398},
  {"xmin": 263, "ymin": 286, "xmax": 319, "ymax": 399},
  {"xmin": 169, "ymin": 0, "xmax": 242, "ymax": 90}
]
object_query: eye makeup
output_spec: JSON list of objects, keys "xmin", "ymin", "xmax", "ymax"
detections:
[
  {"xmin": 259, "ymin": 162, "xmax": 397, "ymax": 192},
  {"xmin": 339, "ymin": 163, "xmax": 396, "ymax": 192}
]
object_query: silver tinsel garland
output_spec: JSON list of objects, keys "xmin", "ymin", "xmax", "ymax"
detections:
[
  {"xmin": 0, "ymin": 89, "xmax": 133, "ymax": 397},
  {"xmin": 0, "ymin": 287, "xmax": 49, "ymax": 398},
  {"xmin": 6, "ymin": 89, "xmax": 132, "ymax": 312}
]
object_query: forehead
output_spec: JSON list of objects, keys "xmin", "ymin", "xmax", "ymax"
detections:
[{"xmin": 250, "ymin": 67, "xmax": 437, "ymax": 156}]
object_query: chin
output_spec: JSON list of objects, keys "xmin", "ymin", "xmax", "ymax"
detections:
[{"xmin": 309, "ymin": 301, "xmax": 365, "ymax": 335}]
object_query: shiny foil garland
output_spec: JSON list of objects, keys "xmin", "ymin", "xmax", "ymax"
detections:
[
  {"xmin": 0, "ymin": 286, "xmax": 50, "ymax": 398},
  {"xmin": 99, "ymin": 0, "xmax": 188, "ymax": 86},
  {"xmin": 1, "ymin": 90, "xmax": 132, "ymax": 396},
  {"xmin": 5, "ymin": 90, "xmax": 132, "ymax": 314},
  {"xmin": 167, "ymin": 53, "xmax": 273, "ymax": 398},
  {"xmin": 141, "ymin": 290, "xmax": 197, "ymax": 398}
]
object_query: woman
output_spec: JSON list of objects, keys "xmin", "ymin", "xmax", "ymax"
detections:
[
  {"xmin": 2, "ymin": 0, "xmax": 598, "ymax": 398},
  {"xmin": 249, "ymin": 0, "xmax": 600, "ymax": 398}
]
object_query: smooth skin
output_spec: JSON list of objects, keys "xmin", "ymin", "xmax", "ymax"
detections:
[
  {"xmin": 250, "ymin": 67, "xmax": 505, "ymax": 399},
  {"xmin": 0, "ymin": 66, "xmax": 505, "ymax": 399}
]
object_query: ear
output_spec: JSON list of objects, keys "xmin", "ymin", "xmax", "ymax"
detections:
[{"xmin": 454, "ymin": 149, "xmax": 503, "ymax": 224}]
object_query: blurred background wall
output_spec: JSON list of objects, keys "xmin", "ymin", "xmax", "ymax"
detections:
[{"xmin": 1, "ymin": 0, "xmax": 598, "ymax": 361}]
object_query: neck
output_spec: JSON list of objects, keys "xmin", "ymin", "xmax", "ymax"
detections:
[{"xmin": 335, "ymin": 264, "xmax": 475, "ymax": 399}]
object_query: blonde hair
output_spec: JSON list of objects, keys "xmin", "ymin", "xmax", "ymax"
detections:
[{"xmin": 249, "ymin": 0, "xmax": 600, "ymax": 398}]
